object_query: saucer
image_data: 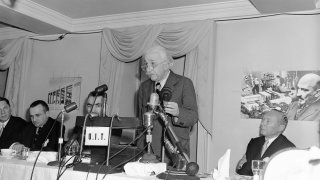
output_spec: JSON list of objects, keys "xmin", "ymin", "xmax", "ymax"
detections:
[{"xmin": 0, "ymin": 155, "xmax": 14, "ymax": 159}]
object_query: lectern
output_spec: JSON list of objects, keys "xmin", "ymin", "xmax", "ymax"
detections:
[{"xmin": 72, "ymin": 116, "xmax": 141, "ymax": 173}]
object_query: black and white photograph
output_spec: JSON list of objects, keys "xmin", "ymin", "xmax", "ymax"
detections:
[
  {"xmin": 1, "ymin": 1, "xmax": 320, "ymax": 180},
  {"xmin": 241, "ymin": 70, "xmax": 320, "ymax": 121}
]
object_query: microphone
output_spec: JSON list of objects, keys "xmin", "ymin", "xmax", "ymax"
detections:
[
  {"xmin": 140, "ymin": 110, "xmax": 159, "ymax": 163},
  {"xmin": 148, "ymin": 93, "xmax": 160, "ymax": 110},
  {"xmin": 161, "ymin": 87, "xmax": 172, "ymax": 102},
  {"xmin": 143, "ymin": 111, "xmax": 155, "ymax": 128},
  {"xmin": 95, "ymin": 84, "xmax": 108, "ymax": 93},
  {"xmin": 63, "ymin": 102, "xmax": 78, "ymax": 113},
  {"xmin": 48, "ymin": 102, "xmax": 77, "ymax": 166}
]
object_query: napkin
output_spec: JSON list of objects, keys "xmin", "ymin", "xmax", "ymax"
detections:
[
  {"xmin": 308, "ymin": 146, "xmax": 320, "ymax": 160},
  {"xmin": 26, "ymin": 151, "xmax": 57, "ymax": 163},
  {"xmin": 212, "ymin": 149, "xmax": 230, "ymax": 180},
  {"xmin": 124, "ymin": 161, "xmax": 166, "ymax": 177}
]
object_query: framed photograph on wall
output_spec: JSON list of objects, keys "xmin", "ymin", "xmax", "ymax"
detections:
[
  {"xmin": 48, "ymin": 77, "xmax": 81, "ymax": 111},
  {"xmin": 241, "ymin": 70, "xmax": 320, "ymax": 121}
]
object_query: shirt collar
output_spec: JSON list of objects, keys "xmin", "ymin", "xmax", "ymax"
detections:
[
  {"xmin": 0, "ymin": 117, "xmax": 10, "ymax": 128},
  {"xmin": 265, "ymin": 135, "xmax": 278, "ymax": 147},
  {"xmin": 157, "ymin": 71, "xmax": 170, "ymax": 91}
]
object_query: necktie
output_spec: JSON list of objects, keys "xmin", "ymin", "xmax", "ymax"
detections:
[
  {"xmin": 0, "ymin": 123, "xmax": 4, "ymax": 137},
  {"xmin": 36, "ymin": 127, "xmax": 42, "ymax": 135},
  {"xmin": 261, "ymin": 139, "xmax": 269, "ymax": 156},
  {"xmin": 156, "ymin": 82, "xmax": 161, "ymax": 94}
]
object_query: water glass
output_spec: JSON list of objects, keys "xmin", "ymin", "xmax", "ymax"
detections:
[
  {"xmin": 64, "ymin": 145, "xmax": 79, "ymax": 156},
  {"xmin": 21, "ymin": 147, "xmax": 29, "ymax": 159},
  {"xmin": 252, "ymin": 160, "xmax": 265, "ymax": 175}
]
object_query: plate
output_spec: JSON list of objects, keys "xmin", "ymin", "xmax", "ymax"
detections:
[
  {"xmin": 165, "ymin": 170, "xmax": 188, "ymax": 175},
  {"xmin": 0, "ymin": 155, "xmax": 14, "ymax": 159}
]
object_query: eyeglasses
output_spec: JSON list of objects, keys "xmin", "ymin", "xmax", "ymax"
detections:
[{"xmin": 141, "ymin": 61, "xmax": 167, "ymax": 72}]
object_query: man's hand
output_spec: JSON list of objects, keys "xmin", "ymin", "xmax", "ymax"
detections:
[
  {"xmin": 164, "ymin": 102, "xmax": 179, "ymax": 117},
  {"xmin": 11, "ymin": 143, "xmax": 25, "ymax": 154},
  {"xmin": 237, "ymin": 154, "xmax": 247, "ymax": 170}
]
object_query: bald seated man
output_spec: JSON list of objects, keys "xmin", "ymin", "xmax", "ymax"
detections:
[
  {"xmin": 236, "ymin": 109, "xmax": 295, "ymax": 176},
  {"xmin": 286, "ymin": 73, "xmax": 320, "ymax": 121}
]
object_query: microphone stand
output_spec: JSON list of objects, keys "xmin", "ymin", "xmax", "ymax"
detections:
[
  {"xmin": 58, "ymin": 112, "xmax": 64, "ymax": 161},
  {"xmin": 155, "ymin": 109, "xmax": 190, "ymax": 163},
  {"xmin": 79, "ymin": 114, "xmax": 90, "ymax": 159},
  {"xmin": 139, "ymin": 111, "xmax": 159, "ymax": 163},
  {"xmin": 105, "ymin": 114, "xmax": 116, "ymax": 166},
  {"xmin": 47, "ymin": 111, "xmax": 66, "ymax": 166}
]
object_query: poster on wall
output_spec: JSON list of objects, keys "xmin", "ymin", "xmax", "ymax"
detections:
[
  {"xmin": 48, "ymin": 77, "xmax": 81, "ymax": 111},
  {"xmin": 241, "ymin": 70, "xmax": 320, "ymax": 121}
]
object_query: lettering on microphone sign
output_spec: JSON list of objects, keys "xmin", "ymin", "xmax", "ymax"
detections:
[{"xmin": 85, "ymin": 127, "xmax": 110, "ymax": 146}]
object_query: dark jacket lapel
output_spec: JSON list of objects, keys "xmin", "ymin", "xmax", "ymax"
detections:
[
  {"xmin": 161, "ymin": 71, "xmax": 180, "ymax": 94},
  {"xmin": 262, "ymin": 134, "xmax": 284, "ymax": 158}
]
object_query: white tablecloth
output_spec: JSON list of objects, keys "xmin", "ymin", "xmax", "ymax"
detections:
[{"xmin": 0, "ymin": 157, "xmax": 159, "ymax": 180}]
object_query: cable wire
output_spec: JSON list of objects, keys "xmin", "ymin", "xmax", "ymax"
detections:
[
  {"xmin": 100, "ymin": 144, "xmax": 148, "ymax": 180},
  {"xmin": 95, "ymin": 126, "xmax": 149, "ymax": 180},
  {"xmin": 29, "ymin": 111, "xmax": 62, "ymax": 180}
]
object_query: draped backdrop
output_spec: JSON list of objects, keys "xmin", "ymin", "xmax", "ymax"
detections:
[
  {"xmin": 0, "ymin": 19, "xmax": 216, "ymax": 172},
  {"xmin": 100, "ymin": 20, "xmax": 216, "ymax": 171},
  {"xmin": 0, "ymin": 37, "xmax": 33, "ymax": 118}
]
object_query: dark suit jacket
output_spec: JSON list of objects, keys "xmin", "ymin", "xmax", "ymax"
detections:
[
  {"xmin": 237, "ymin": 134, "xmax": 295, "ymax": 176},
  {"xmin": 20, "ymin": 117, "xmax": 64, "ymax": 151},
  {"xmin": 0, "ymin": 116, "xmax": 28, "ymax": 149},
  {"xmin": 286, "ymin": 100, "xmax": 320, "ymax": 121},
  {"xmin": 137, "ymin": 71, "xmax": 198, "ymax": 159}
]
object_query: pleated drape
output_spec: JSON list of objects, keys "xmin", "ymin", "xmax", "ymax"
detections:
[
  {"xmin": 100, "ymin": 20, "xmax": 216, "ymax": 172},
  {"xmin": 0, "ymin": 37, "xmax": 33, "ymax": 118}
]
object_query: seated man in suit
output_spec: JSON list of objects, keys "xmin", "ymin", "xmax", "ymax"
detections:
[
  {"xmin": 236, "ymin": 109, "xmax": 295, "ymax": 176},
  {"xmin": 12, "ymin": 100, "xmax": 64, "ymax": 151},
  {"xmin": 65, "ymin": 90, "xmax": 108, "ymax": 149},
  {"xmin": 0, "ymin": 97, "xmax": 28, "ymax": 149}
]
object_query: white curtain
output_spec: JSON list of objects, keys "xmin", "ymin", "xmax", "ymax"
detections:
[
  {"xmin": 100, "ymin": 20, "xmax": 216, "ymax": 172},
  {"xmin": 0, "ymin": 37, "xmax": 33, "ymax": 118}
]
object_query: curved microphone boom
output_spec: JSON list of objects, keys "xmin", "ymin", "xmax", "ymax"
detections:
[
  {"xmin": 157, "ymin": 112, "xmax": 199, "ymax": 176},
  {"xmin": 78, "ymin": 113, "xmax": 97, "ymax": 160}
]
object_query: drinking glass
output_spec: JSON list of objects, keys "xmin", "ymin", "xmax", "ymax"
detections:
[
  {"xmin": 252, "ymin": 160, "xmax": 265, "ymax": 175},
  {"xmin": 21, "ymin": 147, "xmax": 29, "ymax": 159},
  {"xmin": 64, "ymin": 145, "xmax": 79, "ymax": 164}
]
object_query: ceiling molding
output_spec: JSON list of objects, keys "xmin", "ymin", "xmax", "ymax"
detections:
[
  {"xmin": 72, "ymin": 0, "xmax": 259, "ymax": 31},
  {"xmin": 1, "ymin": 0, "xmax": 72, "ymax": 30},
  {"xmin": 0, "ymin": 0, "xmax": 259, "ymax": 35},
  {"xmin": 0, "ymin": 27, "xmax": 35, "ymax": 40}
]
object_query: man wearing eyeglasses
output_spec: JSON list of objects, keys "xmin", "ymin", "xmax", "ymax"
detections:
[
  {"xmin": 236, "ymin": 109, "xmax": 295, "ymax": 176},
  {"xmin": 137, "ymin": 45, "xmax": 198, "ymax": 163}
]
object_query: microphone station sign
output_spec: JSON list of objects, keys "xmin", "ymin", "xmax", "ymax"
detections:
[{"xmin": 85, "ymin": 127, "xmax": 110, "ymax": 146}]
